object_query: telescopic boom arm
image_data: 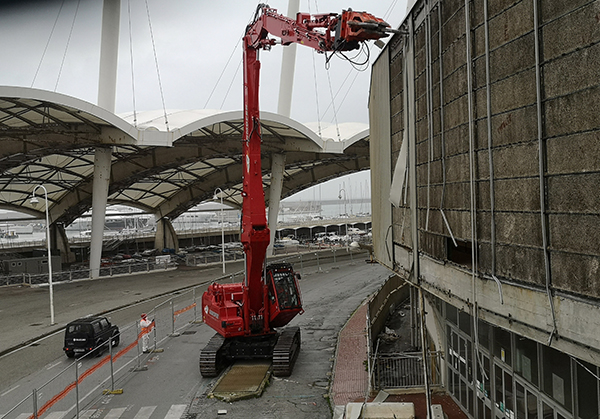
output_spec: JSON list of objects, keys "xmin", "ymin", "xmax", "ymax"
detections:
[{"xmin": 240, "ymin": 4, "xmax": 393, "ymax": 332}]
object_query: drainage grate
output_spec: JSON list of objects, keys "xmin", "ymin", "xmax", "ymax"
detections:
[{"xmin": 182, "ymin": 331, "xmax": 197, "ymax": 335}]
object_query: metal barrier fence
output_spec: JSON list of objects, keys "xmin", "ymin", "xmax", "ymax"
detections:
[
  {"xmin": 0, "ymin": 259, "xmax": 178, "ymax": 287},
  {"xmin": 0, "ymin": 273, "xmax": 230, "ymax": 419},
  {"xmin": 372, "ymin": 351, "xmax": 443, "ymax": 390},
  {"xmin": 1, "ymin": 242, "xmax": 365, "ymax": 288},
  {"xmin": 183, "ymin": 243, "xmax": 360, "ymax": 268}
]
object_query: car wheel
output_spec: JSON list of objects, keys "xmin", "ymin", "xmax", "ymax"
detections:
[
  {"xmin": 95, "ymin": 341, "xmax": 104, "ymax": 357},
  {"xmin": 66, "ymin": 351, "xmax": 75, "ymax": 358}
]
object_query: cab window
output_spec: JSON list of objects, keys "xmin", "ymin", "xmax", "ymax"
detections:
[{"xmin": 272, "ymin": 270, "xmax": 300, "ymax": 309}]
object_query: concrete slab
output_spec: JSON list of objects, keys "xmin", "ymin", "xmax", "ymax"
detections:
[
  {"xmin": 208, "ymin": 360, "xmax": 271, "ymax": 402},
  {"xmin": 431, "ymin": 404, "xmax": 446, "ymax": 419},
  {"xmin": 345, "ymin": 402, "xmax": 415, "ymax": 419},
  {"xmin": 373, "ymin": 389, "xmax": 390, "ymax": 403}
]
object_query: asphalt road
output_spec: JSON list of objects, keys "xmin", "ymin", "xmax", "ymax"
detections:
[{"xmin": 0, "ymin": 251, "xmax": 391, "ymax": 419}]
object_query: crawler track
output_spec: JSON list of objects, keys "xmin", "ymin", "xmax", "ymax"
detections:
[
  {"xmin": 199, "ymin": 333, "xmax": 226, "ymax": 377},
  {"xmin": 272, "ymin": 326, "xmax": 301, "ymax": 377}
]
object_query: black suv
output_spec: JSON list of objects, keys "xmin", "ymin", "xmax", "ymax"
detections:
[{"xmin": 63, "ymin": 317, "xmax": 120, "ymax": 358}]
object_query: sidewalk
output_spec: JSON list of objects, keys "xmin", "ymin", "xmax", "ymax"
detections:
[{"xmin": 331, "ymin": 304, "xmax": 370, "ymax": 407}]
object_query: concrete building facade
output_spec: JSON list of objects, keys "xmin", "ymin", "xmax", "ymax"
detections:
[{"xmin": 370, "ymin": 0, "xmax": 600, "ymax": 418}]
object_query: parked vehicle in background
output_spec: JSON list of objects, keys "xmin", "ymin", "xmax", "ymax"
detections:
[{"xmin": 63, "ymin": 316, "xmax": 119, "ymax": 358}]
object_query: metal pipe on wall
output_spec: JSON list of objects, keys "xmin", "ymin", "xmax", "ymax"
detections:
[
  {"xmin": 484, "ymin": 0, "xmax": 497, "ymax": 275},
  {"xmin": 464, "ymin": 0, "xmax": 478, "ymax": 296},
  {"xmin": 533, "ymin": 0, "xmax": 558, "ymax": 345},
  {"xmin": 425, "ymin": 2, "xmax": 434, "ymax": 232}
]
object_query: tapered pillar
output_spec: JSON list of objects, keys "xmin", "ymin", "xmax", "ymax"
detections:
[{"xmin": 90, "ymin": 0, "xmax": 120, "ymax": 278}]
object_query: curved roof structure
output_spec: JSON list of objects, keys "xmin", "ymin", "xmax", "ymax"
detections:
[{"xmin": 0, "ymin": 86, "xmax": 370, "ymax": 226}]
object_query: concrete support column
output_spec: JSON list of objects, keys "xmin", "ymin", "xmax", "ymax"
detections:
[
  {"xmin": 277, "ymin": 0, "xmax": 299, "ymax": 117},
  {"xmin": 90, "ymin": 0, "xmax": 120, "ymax": 278},
  {"xmin": 90, "ymin": 147, "xmax": 112, "ymax": 278},
  {"xmin": 154, "ymin": 217, "xmax": 179, "ymax": 252},
  {"xmin": 266, "ymin": 0, "xmax": 299, "ymax": 257},
  {"xmin": 267, "ymin": 153, "xmax": 286, "ymax": 256},
  {"xmin": 97, "ymin": 0, "xmax": 120, "ymax": 111}
]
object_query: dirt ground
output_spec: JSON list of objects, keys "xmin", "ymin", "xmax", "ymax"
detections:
[{"xmin": 376, "ymin": 299, "xmax": 417, "ymax": 354}]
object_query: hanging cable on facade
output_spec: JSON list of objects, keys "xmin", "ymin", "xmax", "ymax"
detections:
[
  {"xmin": 144, "ymin": 0, "xmax": 169, "ymax": 131},
  {"xmin": 127, "ymin": 0, "xmax": 137, "ymax": 127},
  {"xmin": 204, "ymin": 38, "xmax": 242, "ymax": 109},
  {"xmin": 318, "ymin": 69, "xmax": 353, "ymax": 123},
  {"xmin": 326, "ymin": 71, "xmax": 341, "ymax": 140},
  {"xmin": 32, "ymin": 0, "xmax": 65, "ymax": 88},
  {"xmin": 211, "ymin": 8, "xmax": 257, "ymax": 111},
  {"xmin": 307, "ymin": 1, "xmax": 323, "ymax": 136},
  {"xmin": 54, "ymin": 0, "xmax": 80, "ymax": 92},
  {"xmin": 311, "ymin": 51, "xmax": 323, "ymax": 137},
  {"xmin": 220, "ymin": 59, "xmax": 242, "ymax": 111}
]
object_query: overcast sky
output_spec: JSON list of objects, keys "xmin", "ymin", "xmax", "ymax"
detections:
[{"xmin": 0, "ymin": 0, "xmax": 408, "ymax": 206}]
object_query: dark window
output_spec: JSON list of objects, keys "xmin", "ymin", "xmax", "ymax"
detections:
[
  {"xmin": 476, "ymin": 353, "xmax": 491, "ymax": 402},
  {"xmin": 92, "ymin": 322, "xmax": 101, "ymax": 335},
  {"xmin": 447, "ymin": 238, "xmax": 473, "ymax": 268},
  {"xmin": 515, "ymin": 337, "xmax": 539, "ymax": 387},
  {"xmin": 459, "ymin": 310, "xmax": 471, "ymax": 336},
  {"xmin": 542, "ymin": 345, "xmax": 572, "ymax": 412},
  {"xmin": 447, "ymin": 302, "xmax": 458, "ymax": 325},
  {"xmin": 516, "ymin": 382, "xmax": 525, "ymax": 419},
  {"xmin": 576, "ymin": 360, "xmax": 598, "ymax": 419},
  {"xmin": 478, "ymin": 319, "xmax": 490, "ymax": 350},
  {"xmin": 493, "ymin": 326, "xmax": 512, "ymax": 367},
  {"xmin": 100, "ymin": 318, "xmax": 109, "ymax": 329},
  {"xmin": 528, "ymin": 392, "xmax": 538, "ymax": 419}
]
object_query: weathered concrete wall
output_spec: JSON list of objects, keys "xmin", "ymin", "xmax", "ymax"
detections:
[
  {"xmin": 373, "ymin": 0, "xmax": 600, "ymax": 363},
  {"xmin": 381, "ymin": 0, "xmax": 600, "ymax": 298}
]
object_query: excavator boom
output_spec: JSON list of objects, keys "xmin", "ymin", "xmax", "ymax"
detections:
[{"xmin": 200, "ymin": 4, "xmax": 392, "ymax": 378}]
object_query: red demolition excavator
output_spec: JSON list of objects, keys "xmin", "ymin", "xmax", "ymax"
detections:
[{"xmin": 200, "ymin": 4, "xmax": 395, "ymax": 378}]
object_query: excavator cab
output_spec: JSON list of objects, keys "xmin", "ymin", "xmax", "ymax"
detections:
[{"xmin": 266, "ymin": 263, "xmax": 303, "ymax": 328}]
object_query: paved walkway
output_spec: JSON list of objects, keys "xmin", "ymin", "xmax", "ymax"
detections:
[{"xmin": 331, "ymin": 304, "xmax": 370, "ymax": 406}]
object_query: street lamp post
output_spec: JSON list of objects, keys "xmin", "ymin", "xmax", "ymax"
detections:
[
  {"xmin": 30, "ymin": 185, "xmax": 55, "ymax": 325},
  {"xmin": 213, "ymin": 188, "xmax": 226, "ymax": 274},
  {"xmin": 338, "ymin": 188, "xmax": 348, "ymax": 244}
]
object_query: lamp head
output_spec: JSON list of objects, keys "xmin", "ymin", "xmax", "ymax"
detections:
[
  {"xmin": 213, "ymin": 194, "xmax": 218, "ymax": 201},
  {"xmin": 30, "ymin": 195, "xmax": 40, "ymax": 207}
]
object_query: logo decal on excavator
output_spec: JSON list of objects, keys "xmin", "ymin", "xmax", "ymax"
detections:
[{"xmin": 204, "ymin": 305, "xmax": 219, "ymax": 320}]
